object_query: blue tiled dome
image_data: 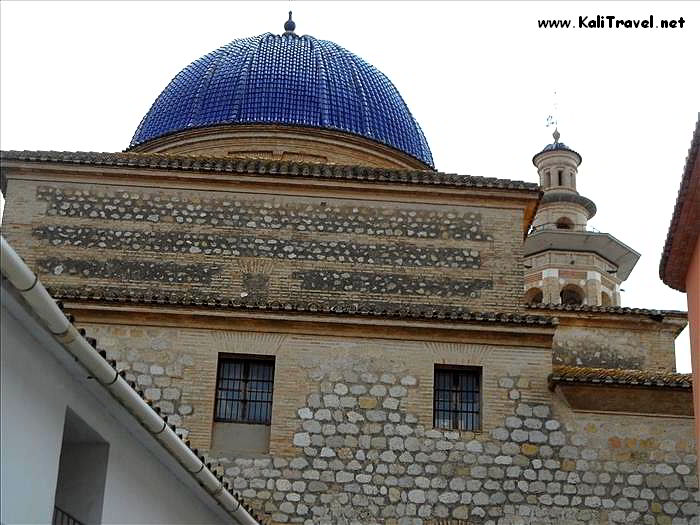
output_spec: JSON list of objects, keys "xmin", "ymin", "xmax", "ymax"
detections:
[
  {"xmin": 540, "ymin": 142, "xmax": 574, "ymax": 153},
  {"xmin": 532, "ymin": 130, "xmax": 582, "ymax": 166},
  {"xmin": 130, "ymin": 32, "xmax": 434, "ymax": 167}
]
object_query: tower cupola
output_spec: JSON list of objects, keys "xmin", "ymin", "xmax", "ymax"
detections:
[
  {"xmin": 532, "ymin": 128, "xmax": 582, "ymax": 192},
  {"xmin": 531, "ymin": 129, "xmax": 596, "ymax": 232}
]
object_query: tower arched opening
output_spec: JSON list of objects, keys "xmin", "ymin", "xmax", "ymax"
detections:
[
  {"xmin": 560, "ymin": 284, "xmax": 585, "ymax": 306},
  {"xmin": 556, "ymin": 217, "xmax": 574, "ymax": 230},
  {"xmin": 525, "ymin": 287, "xmax": 543, "ymax": 305}
]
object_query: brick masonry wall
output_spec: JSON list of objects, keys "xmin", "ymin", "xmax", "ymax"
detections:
[
  {"xmin": 81, "ymin": 323, "xmax": 698, "ymax": 525},
  {"xmin": 553, "ymin": 326, "xmax": 678, "ymax": 372},
  {"xmin": 131, "ymin": 125, "xmax": 431, "ymax": 170},
  {"xmin": 2, "ymin": 179, "xmax": 525, "ymax": 314}
]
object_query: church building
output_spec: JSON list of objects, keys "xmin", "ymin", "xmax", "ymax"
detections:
[{"xmin": 1, "ymin": 15, "xmax": 697, "ymax": 525}]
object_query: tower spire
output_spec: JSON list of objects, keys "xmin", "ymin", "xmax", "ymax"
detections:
[{"xmin": 546, "ymin": 89, "xmax": 560, "ymax": 143}]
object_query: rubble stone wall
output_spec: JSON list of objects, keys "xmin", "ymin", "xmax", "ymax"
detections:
[
  {"xmin": 552, "ymin": 325, "xmax": 678, "ymax": 372},
  {"xmin": 82, "ymin": 323, "xmax": 698, "ymax": 525}
]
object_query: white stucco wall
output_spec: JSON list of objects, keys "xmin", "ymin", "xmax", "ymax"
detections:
[{"xmin": 0, "ymin": 288, "xmax": 232, "ymax": 525}]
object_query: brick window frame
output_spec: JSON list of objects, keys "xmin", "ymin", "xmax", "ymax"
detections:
[
  {"xmin": 433, "ymin": 365, "xmax": 482, "ymax": 431},
  {"xmin": 214, "ymin": 355, "xmax": 275, "ymax": 425}
]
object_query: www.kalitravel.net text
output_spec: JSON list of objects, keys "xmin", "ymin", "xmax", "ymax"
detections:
[{"xmin": 538, "ymin": 15, "xmax": 686, "ymax": 30}]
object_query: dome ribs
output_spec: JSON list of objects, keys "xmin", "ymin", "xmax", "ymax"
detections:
[{"xmin": 127, "ymin": 33, "xmax": 435, "ymax": 168}]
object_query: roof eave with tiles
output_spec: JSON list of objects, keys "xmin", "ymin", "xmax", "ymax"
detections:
[
  {"xmin": 549, "ymin": 365, "xmax": 693, "ymax": 389},
  {"xmin": 526, "ymin": 302, "xmax": 687, "ymax": 319},
  {"xmin": 0, "ymin": 150, "xmax": 540, "ymax": 192},
  {"xmin": 47, "ymin": 286, "xmax": 558, "ymax": 327}
]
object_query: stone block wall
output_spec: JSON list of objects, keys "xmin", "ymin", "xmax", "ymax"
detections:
[
  {"xmin": 3, "ymin": 178, "xmax": 525, "ymax": 314},
  {"xmin": 80, "ymin": 322, "xmax": 698, "ymax": 525}
]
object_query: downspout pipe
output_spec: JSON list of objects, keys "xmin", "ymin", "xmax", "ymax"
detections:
[{"xmin": 0, "ymin": 236, "xmax": 260, "ymax": 525}]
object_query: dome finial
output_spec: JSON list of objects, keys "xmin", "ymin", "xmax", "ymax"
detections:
[
  {"xmin": 552, "ymin": 127, "xmax": 561, "ymax": 144},
  {"xmin": 284, "ymin": 11, "xmax": 296, "ymax": 33}
]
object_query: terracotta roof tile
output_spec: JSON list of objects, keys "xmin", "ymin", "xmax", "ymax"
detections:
[
  {"xmin": 660, "ymin": 113, "xmax": 700, "ymax": 291},
  {"xmin": 0, "ymin": 150, "xmax": 540, "ymax": 192},
  {"xmin": 47, "ymin": 286, "xmax": 558, "ymax": 327},
  {"xmin": 527, "ymin": 303, "xmax": 686, "ymax": 319},
  {"xmin": 549, "ymin": 365, "xmax": 692, "ymax": 389}
]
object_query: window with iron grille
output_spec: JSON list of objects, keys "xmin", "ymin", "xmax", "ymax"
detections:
[
  {"xmin": 214, "ymin": 356, "xmax": 275, "ymax": 424},
  {"xmin": 433, "ymin": 366, "xmax": 481, "ymax": 431}
]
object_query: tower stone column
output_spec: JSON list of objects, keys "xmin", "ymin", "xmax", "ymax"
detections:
[
  {"xmin": 585, "ymin": 270, "xmax": 603, "ymax": 306},
  {"xmin": 542, "ymin": 269, "xmax": 561, "ymax": 304}
]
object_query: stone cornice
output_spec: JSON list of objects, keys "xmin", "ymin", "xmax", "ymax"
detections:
[{"xmin": 539, "ymin": 190, "xmax": 597, "ymax": 219}]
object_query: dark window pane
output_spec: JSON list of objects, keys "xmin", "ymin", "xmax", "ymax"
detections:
[
  {"xmin": 433, "ymin": 367, "xmax": 481, "ymax": 432},
  {"xmin": 215, "ymin": 357, "xmax": 275, "ymax": 424}
]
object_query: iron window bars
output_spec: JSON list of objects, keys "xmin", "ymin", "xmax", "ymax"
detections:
[
  {"xmin": 433, "ymin": 366, "xmax": 481, "ymax": 431},
  {"xmin": 214, "ymin": 357, "xmax": 275, "ymax": 424},
  {"xmin": 53, "ymin": 506, "xmax": 84, "ymax": 525}
]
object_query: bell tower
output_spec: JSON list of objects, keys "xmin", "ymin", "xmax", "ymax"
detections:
[{"xmin": 524, "ymin": 130, "xmax": 640, "ymax": 307}]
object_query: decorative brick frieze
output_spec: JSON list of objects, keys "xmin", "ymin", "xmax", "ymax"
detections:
[
  {"xmin": 37, "ymin": 257, "xmax": 220, "ymax": 284},
  {"xmin": 33, "ymin": 226, "xmax": 482, "ymax": 269},
  {"xmin": 36, "ymin": 186, "xmax": 492, "ymax": 241},
  {"xmin": 2, "ymin": 177, "xmax": 527, "ymax": 313},
  {"xmin": 242, "ymin": 273, "xmax": 271, "ymax": 302},
  {"xmin": 292, "ymin": 270, "xmax": 493, "ymax": 298}
]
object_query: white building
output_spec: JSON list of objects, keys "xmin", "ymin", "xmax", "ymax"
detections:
[{"xmin": 1, "ymin": 238, "xmax": 262, "ymax": 525}]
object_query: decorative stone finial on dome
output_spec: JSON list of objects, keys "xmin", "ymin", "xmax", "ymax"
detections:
[
  {"xmin": 284, "ymin": 11, "xmax": 296, "ymax": 33},
  {"xmin": 552, "ymin": 127, "xmax": 561, "ymax": 144}
]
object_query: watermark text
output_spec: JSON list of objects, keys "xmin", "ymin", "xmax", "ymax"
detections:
[{"xmin": 538, "ymin": 15, "xmax": 686, "ymax": 30}]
